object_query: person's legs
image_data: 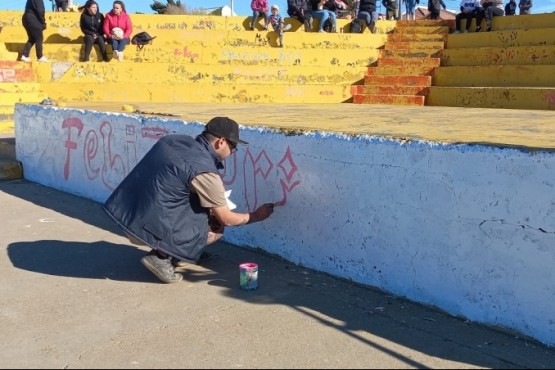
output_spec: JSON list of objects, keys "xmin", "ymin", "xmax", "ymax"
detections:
[
  {"xmin": 141, "ymin": 249, "xmax": 183, "ymax": 283},
  {"xmin": 474, "ymin": 8, "xmax": 485, "ymax": 31},
  {"xmin": 357, "ymin": 11, "xmax": 371, "ymax": 29},
  {"xmin": 369, "ymin": 11, "xmax": 378, "ymax": 33},
  {"xmin": 486, "ymin": 7, "xmax": 504, "ymax": 30},
  {"xmin": 21, "ymin": 25, "xmax": 36, "ymax": 59},
  {"xmin": 83, "ymin": 34, "xmax": 94, "ymax": 61},
  {"xmin": 250, "ymin": 10, "xmax": 260, "ymax": 28},
  {"xmin": 117, "ymin": 38, "xmax": 129, "ymax": 52},
  {"xmin": 327, "ymin": 10, "xmax": 337, "ymax": 32},
  {"xmin": 261, "ymin": 11, "xmax": 270, "ymax": 29},
  {"xmin": 95, "ymin": 35, "xmax": 108, "ymax": 61},
  {"xmin": 455, "ymin": 13, "xmax": 462, "ymax": 32},
  {"xmin": 312, "ymin": 10, "xmax": 329, "ymax": 32}
]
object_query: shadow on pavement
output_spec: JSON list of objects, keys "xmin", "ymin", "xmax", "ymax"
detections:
[{"xmin": 7, "ymin": 240, "xmax": 158, "ymax": 283}]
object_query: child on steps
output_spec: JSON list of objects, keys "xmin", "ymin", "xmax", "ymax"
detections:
[{"xmin": 268, "ymin": 4, "xmax": 292, "ymax": 48}]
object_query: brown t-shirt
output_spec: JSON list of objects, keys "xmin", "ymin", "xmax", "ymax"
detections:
[{"xmin": 190, "ymin": 172, "xmax": 227, "ymax": 208}]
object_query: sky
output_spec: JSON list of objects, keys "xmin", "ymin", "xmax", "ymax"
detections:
[{"xmin": 1, "ymin": 0, "xmax": 554, "ymax": 15}]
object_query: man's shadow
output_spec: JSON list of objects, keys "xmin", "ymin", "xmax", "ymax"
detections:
[{"xmin": 7, "ymin": 240, "xmax": 158, "ymax": 283}]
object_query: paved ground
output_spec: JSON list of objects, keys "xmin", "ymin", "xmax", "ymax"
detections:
[{"xmin": 1, "ymin": 178, "xmax": 555, "ymax": 369}]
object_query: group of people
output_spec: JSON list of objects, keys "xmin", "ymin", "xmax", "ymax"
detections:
[
  {"xmin": 251, "ymin": 0, "xmax": 383, "ymax": 40},
  {"xmin": 20, "ymin": 0, "xmax": 133, "ymax": 63},
  {"xmin": 454, "ymin": 0, "xmax": 533, "ymax": 33}
]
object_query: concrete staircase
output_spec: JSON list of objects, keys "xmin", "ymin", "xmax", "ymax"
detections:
[
  {"xmin": 351, "ymin": 20, "xmax": 448, "ymax": 106},
  {"xmin": 0, "ymin": 11, "xmax": 392, "ymax": 112},
  {"xmin": 428, "ymin": 13, "xmax": 555, "ymax": 110}
]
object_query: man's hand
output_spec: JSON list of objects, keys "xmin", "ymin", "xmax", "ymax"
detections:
[
  {"xmin": 208, "ymin": 213, "xmax": 224, "ymax": 233},
  {"xmin": 250, "ymin": 203, "xmax": 275, "ymax": 223}
]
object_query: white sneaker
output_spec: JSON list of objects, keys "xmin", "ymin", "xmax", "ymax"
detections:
[
  {"xmin": 117, "ymin": 51, "xmax": 123, "ymax": 62},
  {"xmin": 38, "ymin": 56, "xmax": 48, "ymax": 62},
  {"xmin": 20, "ymin": 55, "xmax": 31, "ymax": 62},
  {"xmin": 453, "ymin": 30, "xmax": 460, "ymax": 34},
  {"xmin": 113, "ymin": 50, "xmax": 119, "ymax": 59},
  {"xmin": 283, "ymin": 24, "xmax": 292, "ymax": 32}
]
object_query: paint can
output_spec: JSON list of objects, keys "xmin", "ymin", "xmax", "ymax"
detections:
[{"xmin": 239, "ymin": 262, "xmax": 258, "ymax": 290}]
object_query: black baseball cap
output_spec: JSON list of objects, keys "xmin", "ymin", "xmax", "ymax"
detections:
[{"xmin": 205, "ymin": 116, "xmax": 248, "ymax": 145}]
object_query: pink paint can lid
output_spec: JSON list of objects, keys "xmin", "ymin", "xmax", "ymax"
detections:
[{"xmin": 239, "ymin": 262, "xmax": 258, "ymax": 270}]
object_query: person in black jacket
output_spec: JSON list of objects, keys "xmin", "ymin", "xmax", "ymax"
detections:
[
  {"xmin": 103, "ymin": 117, "xmax": 275, "ymax": 284},
  {"xmin": 79, "ymin": 0, "xmax": 108, "ymax": 62},
  {"xmin": 287, "ymin": 0, "xmax": 312, "ymax": 31},
  {"xmin": 357, "ymin": 0, "xmax": 378, "ymax": 33},
  {"xmin": 20, "ymin": 0, "xmax": 48, "ymax": 62},
  {"xmin": 55, "ymin": 0, "xmax": 68, "ymax": 11}
]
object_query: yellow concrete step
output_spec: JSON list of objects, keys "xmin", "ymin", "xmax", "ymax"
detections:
[
  {"xmin": 1, "ymin": 92, "xmax": 47, "ymax": 104},
  {"xmin": 351, "ymin": 85, "xmax": 430, "ymax": 95},
  {"xmin": 0, "ymin": 11, "xmax": 398, "ymax": 36},
  {"xmin": 0, "ymin": 121, "xmax": 15, "ymax": 136},
  {"xmin": 427, "ymin": 87, "xmax": 555, "ymax": 110},
  {"xmin": 56, "ymin": 63, "xmax": 366, "ymax": 85},
  {"xmin": 2, "ymin": 29, "xmax": 388, "ymax": 49},
  {"xmin": 454, "ymin": 12, "xmax": 555, "ymax": 33},
  {"xmin": 440, "ymin": 45, "xmax": 555, "ymax": 66},
  {"xmin": 366, "ymin": 65, "xmax": 436, "ymax": 76},
  {"xmin": 380, "ymin": 49, "xmax": 441, "ymax": 58},
  {"xmin": 433, "ymin": 65, "xmax": 555, "ymax": 87},
  {"xmin": 353, "ymin": 94, "xmax": 426, "ymax": 105},
  {"xmin": 2, "ymin": 43, "xmax": 380, "ymax": 67},
  {"xmin": 385, "ymin": 41, "xmax": 444, "ymax": 50},
  {"xmin": 447, "ymin": 28, "xmax": 555, "ymax": 49},
  {"xmin": 387, "ymin": 33, "xmax": 446, "ymax": 42},
  {"xmin": 0, "ymin": 82, "xmax": 42, "ymax": 93},
  {"xmin": 378, "ymin": 57, "xmax": 440, "ymax": 67},
  {"xmin": 0, "ymin": 105, "xmax": 15, "ymax": 115},
  {"xmin": 0, "ymin": 159, "xmax": 22, "ymax": 180},
  {"xmin": 363, "ymin": 75, "xmax": 432, "ymax": 86},
  {"xmin": 395, "ymin": 20, "xmax": 451, "ymax": 27},
  {"xmin": 41, "ymin": 82, "xmax": 353, "ymax": 104},
  {"xmin": 392, "ymin": 26, "xmax": 450, "ymax": 34}
]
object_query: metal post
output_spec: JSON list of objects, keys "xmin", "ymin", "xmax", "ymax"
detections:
[{"xmin": 230, "ymin": 0, "xmax": 234, "ymax": 15}]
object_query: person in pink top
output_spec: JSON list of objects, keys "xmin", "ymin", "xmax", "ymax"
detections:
[
  {"xmin": 250, "ymin": 0, "xmax": 270, "ymax": 30},
  {"xmin": 103, "ymin": 0, "xmax": 132, "ymax": 62}
]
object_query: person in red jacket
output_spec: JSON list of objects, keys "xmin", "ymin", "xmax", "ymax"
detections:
[{"xmin": 103, "ymin": 0, "xmax": 132, "ymax": 62}]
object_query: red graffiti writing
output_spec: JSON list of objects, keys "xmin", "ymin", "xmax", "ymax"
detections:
[{"xmin": 62, "ymin": 118, "xmax": 84, "ymax": 180}]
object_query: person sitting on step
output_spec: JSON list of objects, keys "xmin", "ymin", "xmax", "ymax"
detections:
[
  {"xmin": 475, "ymin": 0, "xmax": 504, "ymax": 32},
  {"xmin": 103, "ymin": 0, "xmax": 132, "ymax": 62},
  {"xmin": 79, "ymin": 0, "xmax": 108, "ymax": 62},
  {"xmin": 505, "ymin": 0, "xmax": 517, "ymax": 15},
  {"xmin": 268, "ymin": 4, "xmax": 292, "ymax": 47},
  {"xmin": 310, "ymin": 0, "xmax": 337, "ymax": 32},
  {"xmin": 287, "ymin": 0, "xmax": 313, "ymax": 31},
  {"xmin": 250, "ymin": 0, "xmax": 270, "ymax": 30},
  {"xmin": 453, "ymin": 0, "xmax": 481, "ymax": 33},
  {"xmin": 356, "ymin": 0, "xmax": 378, "ymax": 33}
]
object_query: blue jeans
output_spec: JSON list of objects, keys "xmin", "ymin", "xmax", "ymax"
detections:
[
  {"xmin": 251, "ymin": 10, "xmax": 269, "ymax": 28},
  {"xmin": 312, "ymin": 10, "xmax": 336, "ymax": 32},
  {"xmin": 111, "ymin": 38, "xmax": 129, "ymax": 53},
  {"xmin": 357, "ymin": 11, "xmax": 378, "ymax": 30}
]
